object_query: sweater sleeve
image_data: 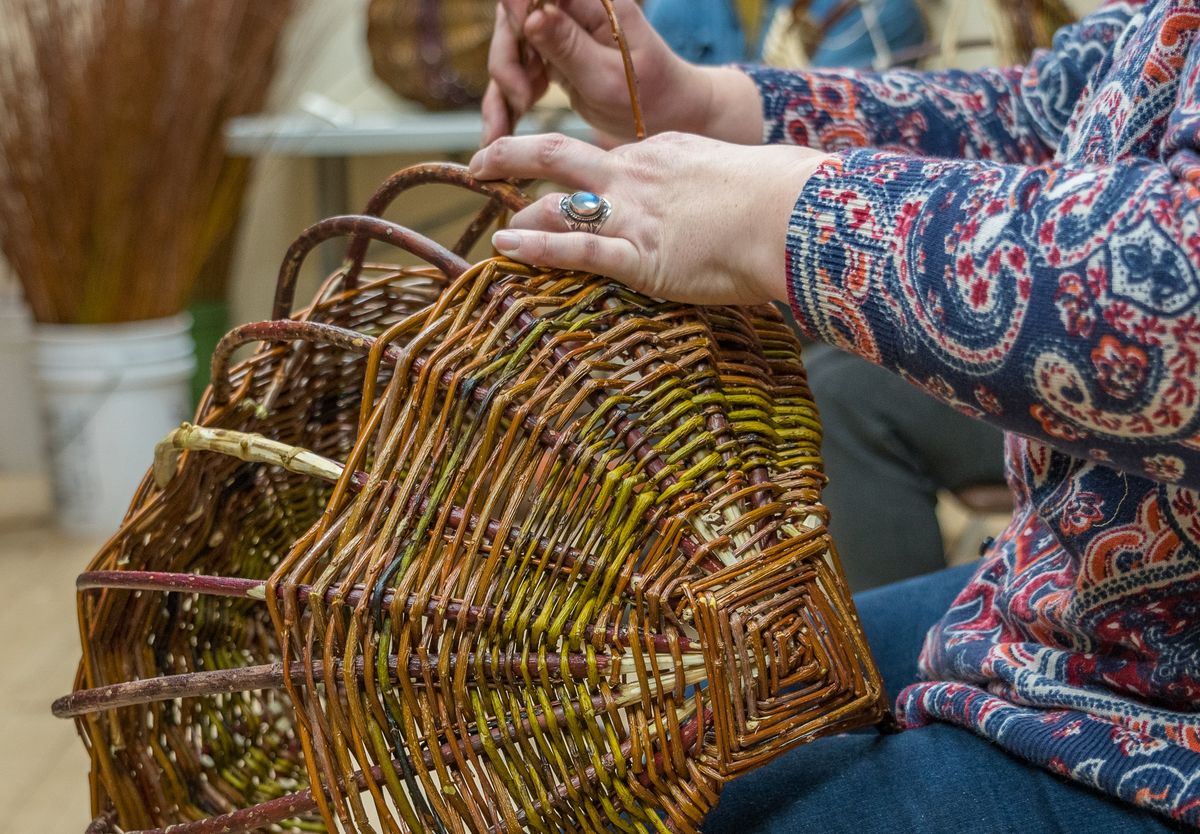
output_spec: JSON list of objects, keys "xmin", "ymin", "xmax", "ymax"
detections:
[
  {"xmin": 743, "ymin": 1, "xmax": 1137, "ymax": 164},
  {"xmin": 784, "ymin": 49, "xmax": 1200, "ymax": 490}
]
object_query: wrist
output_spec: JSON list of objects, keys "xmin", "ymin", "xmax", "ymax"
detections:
[
  {"xmin": 748, "ymin": 148, "xmax": 835, "ymax": 304},
  {"xmin": 694, "ymin": 66, "xmax": 764, "ymax": 145},
  {"xmin": 659, "ymin": 64, "xmax": 763, "ymax": 143}
]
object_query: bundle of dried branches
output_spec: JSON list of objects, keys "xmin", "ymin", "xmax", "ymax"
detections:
[{"xmin": 0, "ymin": 0, "xmax": 295, "ymax": 323}]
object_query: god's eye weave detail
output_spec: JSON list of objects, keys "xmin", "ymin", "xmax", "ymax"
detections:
[{"xmin": 54, "ymin": 163, "xmax": 888, "ymax": 834}]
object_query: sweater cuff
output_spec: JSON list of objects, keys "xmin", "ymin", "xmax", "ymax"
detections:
[{"xmin": 785, "ymin": 148, "xmax": 944, "ymax": 366}]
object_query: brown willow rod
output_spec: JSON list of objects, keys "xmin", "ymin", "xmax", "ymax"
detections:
[
  {"xmin": 74, "ymin": 570, "xmax": 698, "ymax": 654},
  {"xmin": 598, "ymin": 0, "xmax": 646, "ymax": 139},
  {"xmin": 210, "ymin": 287, "xmax": 716, "ymax": 569},
  {"xmin": 271, "ymin": 215, "xmax": 470, "ymax": 322},
  {"xmin": 105, "ymin": 698, "xmax": 703, "ymax": 834},
  {"xmin": 341, "ymin": 163, "xmax": 531, "ymax": 290}
]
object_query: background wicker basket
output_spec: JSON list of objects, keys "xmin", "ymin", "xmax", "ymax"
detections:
[{"xmin": 366, "ymin": 0, "xmax": 493, "ymax": 111}]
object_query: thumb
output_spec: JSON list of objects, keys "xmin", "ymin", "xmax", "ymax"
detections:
[{"xmin": 524, "ymin": 5, "xmax": 612, "ymax": 82}]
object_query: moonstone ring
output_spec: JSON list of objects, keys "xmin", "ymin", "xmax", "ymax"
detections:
[{"xmin": 559, "ymin": 191, "xmax": 611, "ymax": 233}]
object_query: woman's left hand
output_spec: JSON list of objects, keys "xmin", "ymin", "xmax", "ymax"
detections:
[{"xmin": 468, "ymin": 132, "xmax": 831, "ymax": 306}]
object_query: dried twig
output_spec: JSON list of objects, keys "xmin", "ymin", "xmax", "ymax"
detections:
[{"xmin": 0, "ymin": 0, "xmax": 296, "ymax": 323}]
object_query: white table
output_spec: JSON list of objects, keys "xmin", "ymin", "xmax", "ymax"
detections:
[
  {"xmin": 224, "ymin": 108, "xmax": 591, "ymax": 158},
  {"xmin": 224, "ymin": 108, "xmax": 591, "ymax": 272}
]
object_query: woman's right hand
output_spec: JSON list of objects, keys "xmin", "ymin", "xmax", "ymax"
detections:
[{"xmin": 482, "ymin": 0, "xmax": 762, "ymax": 146}]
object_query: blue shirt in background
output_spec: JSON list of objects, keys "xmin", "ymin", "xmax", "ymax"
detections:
[{"xmin": 643, "ymin": 0, "xmax": 926, "ymax": 67}]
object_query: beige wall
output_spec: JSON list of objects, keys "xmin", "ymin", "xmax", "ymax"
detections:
[
  {"xmin": 229, "ymin": 0, "xmax": 402, "ymax": 325},
  {"xmin": 228, "ymin": 0, "xmax": 491, "ymax": 326}
]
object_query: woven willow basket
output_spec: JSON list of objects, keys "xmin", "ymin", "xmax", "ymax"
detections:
[{"xmin": 55, "ymin": 7, "xmax": 888, "ymax": 831}]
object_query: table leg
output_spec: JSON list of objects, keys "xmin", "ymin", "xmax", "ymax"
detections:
[{"xmin": 314, "ymin": 156, "xmax": 350, "ymax": 275}]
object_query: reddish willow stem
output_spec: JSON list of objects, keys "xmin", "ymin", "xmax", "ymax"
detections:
[
  {"xmin": 54, "ymin": 649, "xmax": 617, "ymax": 718},
  {"xmin": 271, "ymin": 215, "xmax": 469, "ymax": 322},
  {"xmin": 73, "ymin": 570, "xmax": 697, "ymax": 655},
  {"xmin": 107, "ymin": 705, "xmax": 707, "ymax": 834},
  {"xmin": 342, "ymin": 163, "xmax": 531, "ymax": 290},
  {"xmin": 210, "ymin": 319, "xmax": 386, "ymax": 404}
]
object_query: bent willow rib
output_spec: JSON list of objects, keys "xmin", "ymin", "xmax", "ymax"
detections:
[{"xmin": 57, "ymin": 160, "xmax": 888, "ymax": 834}]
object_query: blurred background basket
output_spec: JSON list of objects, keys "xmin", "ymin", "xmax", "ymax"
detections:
[{"xmin": 366, "ymin": 0, "xmax": 493, "ymax": 111}]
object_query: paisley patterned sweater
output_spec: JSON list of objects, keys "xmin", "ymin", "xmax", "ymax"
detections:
[{"xmin": 747, "ymin": 0, "xmax": 1200, "ymax": 826}]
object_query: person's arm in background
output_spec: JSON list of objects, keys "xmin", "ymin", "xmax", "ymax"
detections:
[
  {"xmin": 486, "ymin": 0, "xmax": 1132, "ymax": 164},
  {"xmin": 744, "ymin": 1, "xmax": 1136, "ymax": 162}
]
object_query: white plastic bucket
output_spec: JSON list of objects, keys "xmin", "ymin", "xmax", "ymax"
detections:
[
  {"xmin": 33, "ymin": 313, "xmax": 196, "ymax": 537},
  {"xmin": 0, "ymin": 290, "xmax": 43, "ymax": 475}
]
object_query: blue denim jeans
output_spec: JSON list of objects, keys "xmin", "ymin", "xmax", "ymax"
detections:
[
  {"xmin": 702, "ymin": 564, "xmax": 1188, "ymax": 833},
  {"xmin": 644, "ymin": 0, "xmax": 926, "ymax": 67}
]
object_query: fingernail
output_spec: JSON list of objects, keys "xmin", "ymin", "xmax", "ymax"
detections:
[{"xmin": 492, "ymin": 231, "xmax": 520, "ymax": 252}]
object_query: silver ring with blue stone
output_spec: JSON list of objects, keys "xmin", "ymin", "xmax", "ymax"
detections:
[{"xmin": 559, "ymin": 191, "xmax": 611, "ymax": 233}]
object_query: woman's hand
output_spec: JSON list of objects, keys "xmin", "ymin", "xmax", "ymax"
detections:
[
  {"xmin": 483, "ymin": 0, "xmax": 762, "ymax": 146},
  {"xmin": 469, "ymin": 132, "xmax": 832, "ymax": 305}
]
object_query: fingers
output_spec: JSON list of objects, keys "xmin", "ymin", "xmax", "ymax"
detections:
[
  {"xmin": 507, "ymin": 193, "xmax": 573, "ymax": 234},
  {"xmin": 498, "ymin": 0, "xmax": 530, "ymax": 31},
  {"xmin": 491, "ymin": 229, "xmax": 640, "ymax": 283},
  {"xmin": 485, "ymin": 3, "xmax": 546, "ymax": 144},
  {"xmin": 556, "ymin": 0, "xmax": 647, "ymax": 38},
  {"xmin": 469, "ymin": 133, "xmax": 609, "ymax": 190},
  {"xmin": 487, "ymin": 5, "xmax": 532, "ymax": 111},
  {"xmin": 523, "ymin": 5, "xmax": 614, "ymax": 85},
  {"xmin": 480, "ymin": 81, "xmax": 511, "ymax": 147},
  {"xmin": 508, "ymin": 192, "xmax": 618, "ymax": 237}
]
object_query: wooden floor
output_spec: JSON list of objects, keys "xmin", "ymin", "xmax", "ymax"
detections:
[
  {"xmin": 0, "ymin": 524, "xmax": 97, "ymax": 831},
  {"xmin": 0, "ymin": 475, "xmax": 1002, "ymax": 832}
]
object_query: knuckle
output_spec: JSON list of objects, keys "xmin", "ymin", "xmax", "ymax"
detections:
[
  {"xmin": 558, "ymin": 19, "xmax": 582, "ymax": 59},
  {"xmin": 543, "ymin": 196, "xmax": 564, "ymax": 226},
  {"xmin": 614, "ymin": 147, "xmax": 662, "ymax": 186},
  {"xmin": 580, "ymin": 233, "xmax": 602, "ymax": 265},
  {"xmin": 536, "ymin": 133, "xmax": 568, "ymax": 167},
  {"xmin": 487, "ymin": 136, "xmax": 511, "ymax": 164},
  {"xmin": 487, "ymin": 40, "xmax": 513, "ymax": 76},
  {"xmin": 527, "ymin": 233, "xmax": 552, "ymax": 262},
  {"xmin": 488, "ymin": 58, "xmax": 525, "ymax": 98},
  {"xmin": 623, "ymin": 157, "xmax": 659, "ymax": 186}
]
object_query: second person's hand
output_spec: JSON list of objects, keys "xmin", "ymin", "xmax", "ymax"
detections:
[{"xmin": 483, "ymin": 0, "xmax": 762, "ymax": 146}]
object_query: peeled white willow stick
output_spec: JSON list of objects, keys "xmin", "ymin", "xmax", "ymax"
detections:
[{"xmin": 153, "ymin": 422, "xmax": 345, "ymax": 488}]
